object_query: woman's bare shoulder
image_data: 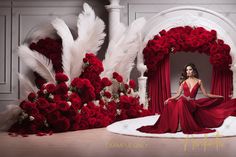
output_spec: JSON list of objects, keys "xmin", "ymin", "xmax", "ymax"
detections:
[
  {"xmin": 197, "ymin": 79, "xmax": 202, "ymax": 84},
  {"xmin": 180, "ymin": 80, "xmax": 186, "ymax": 86}
]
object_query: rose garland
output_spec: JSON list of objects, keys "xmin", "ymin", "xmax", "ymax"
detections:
[
  {"xmin": 9, "ymin": 38, "xmax": 151, "ymax": 136},
  {"xmin": 143, "ymin": 26, "xmax": 232, "ymax": 74}
]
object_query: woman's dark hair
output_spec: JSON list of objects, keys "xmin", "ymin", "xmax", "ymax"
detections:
[{"xmin": 179, "ymin": 63, "xmax": 199, "ymax": 84}]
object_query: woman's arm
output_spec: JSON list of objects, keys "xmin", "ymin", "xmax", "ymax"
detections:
[
  {"xmin": 164, "ymin": 82, "xmax": 183, "ymax": 104},
  {"xmin": 199, "ymin": 80, "xmax": 223, "ymax": 98}
]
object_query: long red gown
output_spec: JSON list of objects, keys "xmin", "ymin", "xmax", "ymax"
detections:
[{"xmin": 137, "ymin": 81, "xmax": 236, "ymax": 134}]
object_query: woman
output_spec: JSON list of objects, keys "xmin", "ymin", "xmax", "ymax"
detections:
[{"xmin": 137, "ymin": 63, "xmax": 236, "ymax": 134}]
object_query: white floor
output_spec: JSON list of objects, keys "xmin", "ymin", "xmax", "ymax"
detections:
[{"xmin": 107, "ymin": 115, "xmax": 236, "ymax": 138}]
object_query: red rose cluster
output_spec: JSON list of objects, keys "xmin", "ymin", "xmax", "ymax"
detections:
[
  {"xmin": 30, "ymin": 38, "xmax": 63, "ymax": 88},
  {"xmin": 80, "ymin": 53, "xmax": 104, "ymax": 98},
  {"xmin": 9, "ymin": 38, "xmax": 151, "ymax": 136},
  {"xmin": 209, "ymin": 39, "xmax": 232, "ymax": 70},
  {"xmin": 143, "ymin": 26, "xmax": 232, "ymax": 74}
]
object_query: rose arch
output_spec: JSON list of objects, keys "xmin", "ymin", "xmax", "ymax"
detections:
[{"xmin": 137, "ymin": 6, "xmax": 236, "ymax": 114}]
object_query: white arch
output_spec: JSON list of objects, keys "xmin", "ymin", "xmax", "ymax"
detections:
[{"xmin": 140, "ymin": 6, "xmax": 236, "ymax": 98}]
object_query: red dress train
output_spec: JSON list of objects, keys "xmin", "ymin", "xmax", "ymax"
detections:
[{"xmin": 137, "ymin": 81, "xmax": 236, "ymax": 134}]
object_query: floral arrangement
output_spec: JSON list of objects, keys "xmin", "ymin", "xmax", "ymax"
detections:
[
  {"xmin": 9, "ymin": 38, "xmax": 150, "ymax": 136},
  {"xmin": 143, "ymin": 26, "xmax": 232, "ymax": 74},
  {"xmin": 5, "ymin": 3, "xmax": 150, "ymax": 136}
]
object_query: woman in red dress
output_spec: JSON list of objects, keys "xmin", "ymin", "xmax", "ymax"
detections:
[{"xmin": 137, "ymin": 63, "xmax": 236, "ymax": 134}]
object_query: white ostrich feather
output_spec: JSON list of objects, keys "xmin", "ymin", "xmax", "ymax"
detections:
[
  {"xmin": 76, "ymin": 3, "xmax": 105, "ymax": 54},
  {"xmin": 101, "ymin": 23, "xmax": 128, "ymax": 78},
  {"xmin": 101, "ymin": 18, "xmax": 146, "ymax": 80},
  {"xmin": 18, "ymin": 73, "xmax": 37, "ymax": 98},
  {"xmin": 0, "ymin": 104, "xmax": 22, "ymax": 131},
  {"xmin": 25, "ymin": 24, "xmax": 57, "ymax": 44},
  {"xmin": 51, "ymin": 3, "xmax": 105, "ymax": 81},
  {"xmin": 18, "ymin": 45, "xmax": 56, "ymax": 84},
  {"xmin": 70, "ymin": 3, "xmax": 105, "ymax": 80},
  {"xmin": 51, "ymin": 18, "xmax": 74, "ymax": 81},
  {"xmin": 122, "ymin": 18, "xmax": 146, "ymax": 46},
  {"xmin": 115, "ymin": 33, "xmax": 141, "ymax": 82},
  {"xmin": 137, "ymin": 41, "xmax": 147, "ymax": 77},
  {"xmin": 110, "ymin": 22, "xmax": 126, "ymax": 42}
]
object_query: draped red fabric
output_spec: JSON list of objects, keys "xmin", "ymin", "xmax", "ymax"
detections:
[
  {"xmin": 211, "ymin": 68, "xmax": 233, "ymax": 102},
  {"xmin": 138, "ymin": 80, "xmax": 236, "ymax": 134},
  {"xmin": 148, "ymin": 56, "xmax": 171, "ymax": 114}
]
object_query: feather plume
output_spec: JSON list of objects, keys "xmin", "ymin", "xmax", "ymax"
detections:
[
  {"xmin": 115, "ymin": 33, "xmax": 141, "ymax": 82},
  {"xmin": 70, "ymin": 3, "xmax": 106, "ymax": 80},
  {"xmin": 137, "ymin": 41, "xmax": 147, "ymax": 77},
  {"xmin": 76, "ymin": 3, "xmax": 106, "ymax": 54},
  {"xmin": 0, "ymin": 105, "xmax": 21, "ymax": 131},
  {"xmin": 25, "ymin": 24, "xmax": 57, "ymax": 44},
  {"xmin": 101, "ymin": 18, "xmax": 146, "ymax": 80},
  {"xmin": 18, "ymin": 45, "xmax": 56, "ymax": 84},
  {"xmin": 51, "ymin": 18, "xmax": 74, "ymax": 81},
  {"xmin": 18, "ymin": 73, "xmax": 37, "ymax": 98},
  {"xmin": 101, "ymin": 43, "xmax": 124, "ymax": 78},
  {"xmin": 100, "ymin": 23, "xmax": 127, "ymax": 78},
  {"xmin": 70, "ymin": 45, "xmax": 85, "ymax": 80}
]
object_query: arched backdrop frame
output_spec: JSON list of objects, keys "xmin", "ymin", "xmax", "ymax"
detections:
[{"xmin": 140, "ymin": 6, "xmax": 236, "ymax": 100}]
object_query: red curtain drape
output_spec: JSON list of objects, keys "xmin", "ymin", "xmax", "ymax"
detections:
[
  {"xmin": 148, "ymin": 56, "xmax": 171, "ymax": 114},
  {"xmin": 211, "ymin": 68, "xmax": 233, "ymax": 102}
]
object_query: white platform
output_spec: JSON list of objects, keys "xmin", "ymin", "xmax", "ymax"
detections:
[{"xmin": 107, "ymin": 115, "xmax": 236, "ymax": 138}]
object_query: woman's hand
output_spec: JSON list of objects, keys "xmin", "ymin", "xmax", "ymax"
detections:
[{"xmin": 164, "ymin": 98, "xmax": 171, "ymax": 105}]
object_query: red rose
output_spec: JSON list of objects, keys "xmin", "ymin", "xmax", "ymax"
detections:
[
  {"xmin": 88, "ymin": 118, "xmax": 97, "ymax": 127},
  {"xmin": 94, "ymin": 119, "xmax": 103, "ymax": 128},
  {"xmin": 73, "ymin": 114, "xmax": 82, "ymax": 123},
  {"xmin": 139, "ymin": 109, "xmax": 152, "ymax": 117},
  {"xmin": 28, "ymin": 124, "xmax": 38, "ymax": 134},
  {"xmin": 116, "ymin": 75, "xmax": 123, "ymax": 83},
  {"xmin": 36, "ymin": 98, "xmax": 50, "ymax": 110},
  {"xmin": 100, "ymin": 116, "xmax": 112, "ymax": 127},
  {"xmin": 82, "ymin": 53, "xmax": 104, "ymax": 75},
  {"xmin": 81, "ymin": 106, "xmax": 91, "ymax": 118},
  {"xmin": 20, "ymin": 101, "xmax": 36, "ymax": 110},
  {"xmin": 35, "ymin": 77, "xmax": 46, "ymax": 89},
  {"xmin": 71, "ymin": 78, "xmax": 95, "ymax": 103},
  {"xmin": 52, "ymin": 117, "xmax": 70, "ymax": 132},
  {"xmin": 129, "ymin": 80, "xmax": 136, "ymax": 89},
  {"xmin": 70, "ymin": 123, "xmax": 80, "ymax": 131},
  {"xmin": 159, "ymin": 29, "xmax": 167, "ymax": 36},
  {"xmin": 70, "ymin": 97, "xmax": 82, "ymax": 110},
  {"xmin": 45, "ymin": 83, "xmax": 56, "ymax": 93},
  {"xmin": 55, "ymin": 73, "xmax": 69, "ymax": 82},
  {"xmin": 106, "ymin": 102, "xmax": 116, "ymax": 118},
  {"xmin": 83, "ymin": 58, "xmax": 88, "ymax": 63},
  {"xmin": 124, "ymin": 84, "xmax": 129, "ymax": 90},
  {"xmin": 55, "ymin": 82, "xmax": 68, "ymax": 95},
  {"xmin": 28, "ymin": 92, "xmax": 37, "ymax": 102},
  {"xmin": 112, "ymin": 72, "xmax": 119, "ymax": 79},
  {"xmin": 117, "ymin": 111, "xmax": 128, "ymax": 121},
  {"xmin": 57, "ymin": 101, "xmax": 70, "ymax": 112},
  {"xmin": 104, "ymin": 91, "xmax": 112, "ymax": 98},
  {"xmin": 47, "ymin": 111, "xmax": 62, "ymax": 123},
  {"xmin": 127, "ymin": 107, "xmax": 139, "ymax": 118},
  {"xmin": 32, "ymin": 113, "xmax": 46, "ymax": 126},
  {"xmin": 20, "ymin": 101, "xmax": 39, "ymax": 115},
  {"xmin": 101, "ymin": 77, "xmax": 112, "ymax": 88},
  {"xmin": 79, "ymin": 120, "xmax": 89, "ymax": 130},
  {"xmin": 45, "ymin": 103, "xmax": 57, "ymax": 114}
]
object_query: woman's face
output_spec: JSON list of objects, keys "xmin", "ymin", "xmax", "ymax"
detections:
[{"xmin": 186, "ymin": 66, "xmax": 194, "ymax": 77}]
